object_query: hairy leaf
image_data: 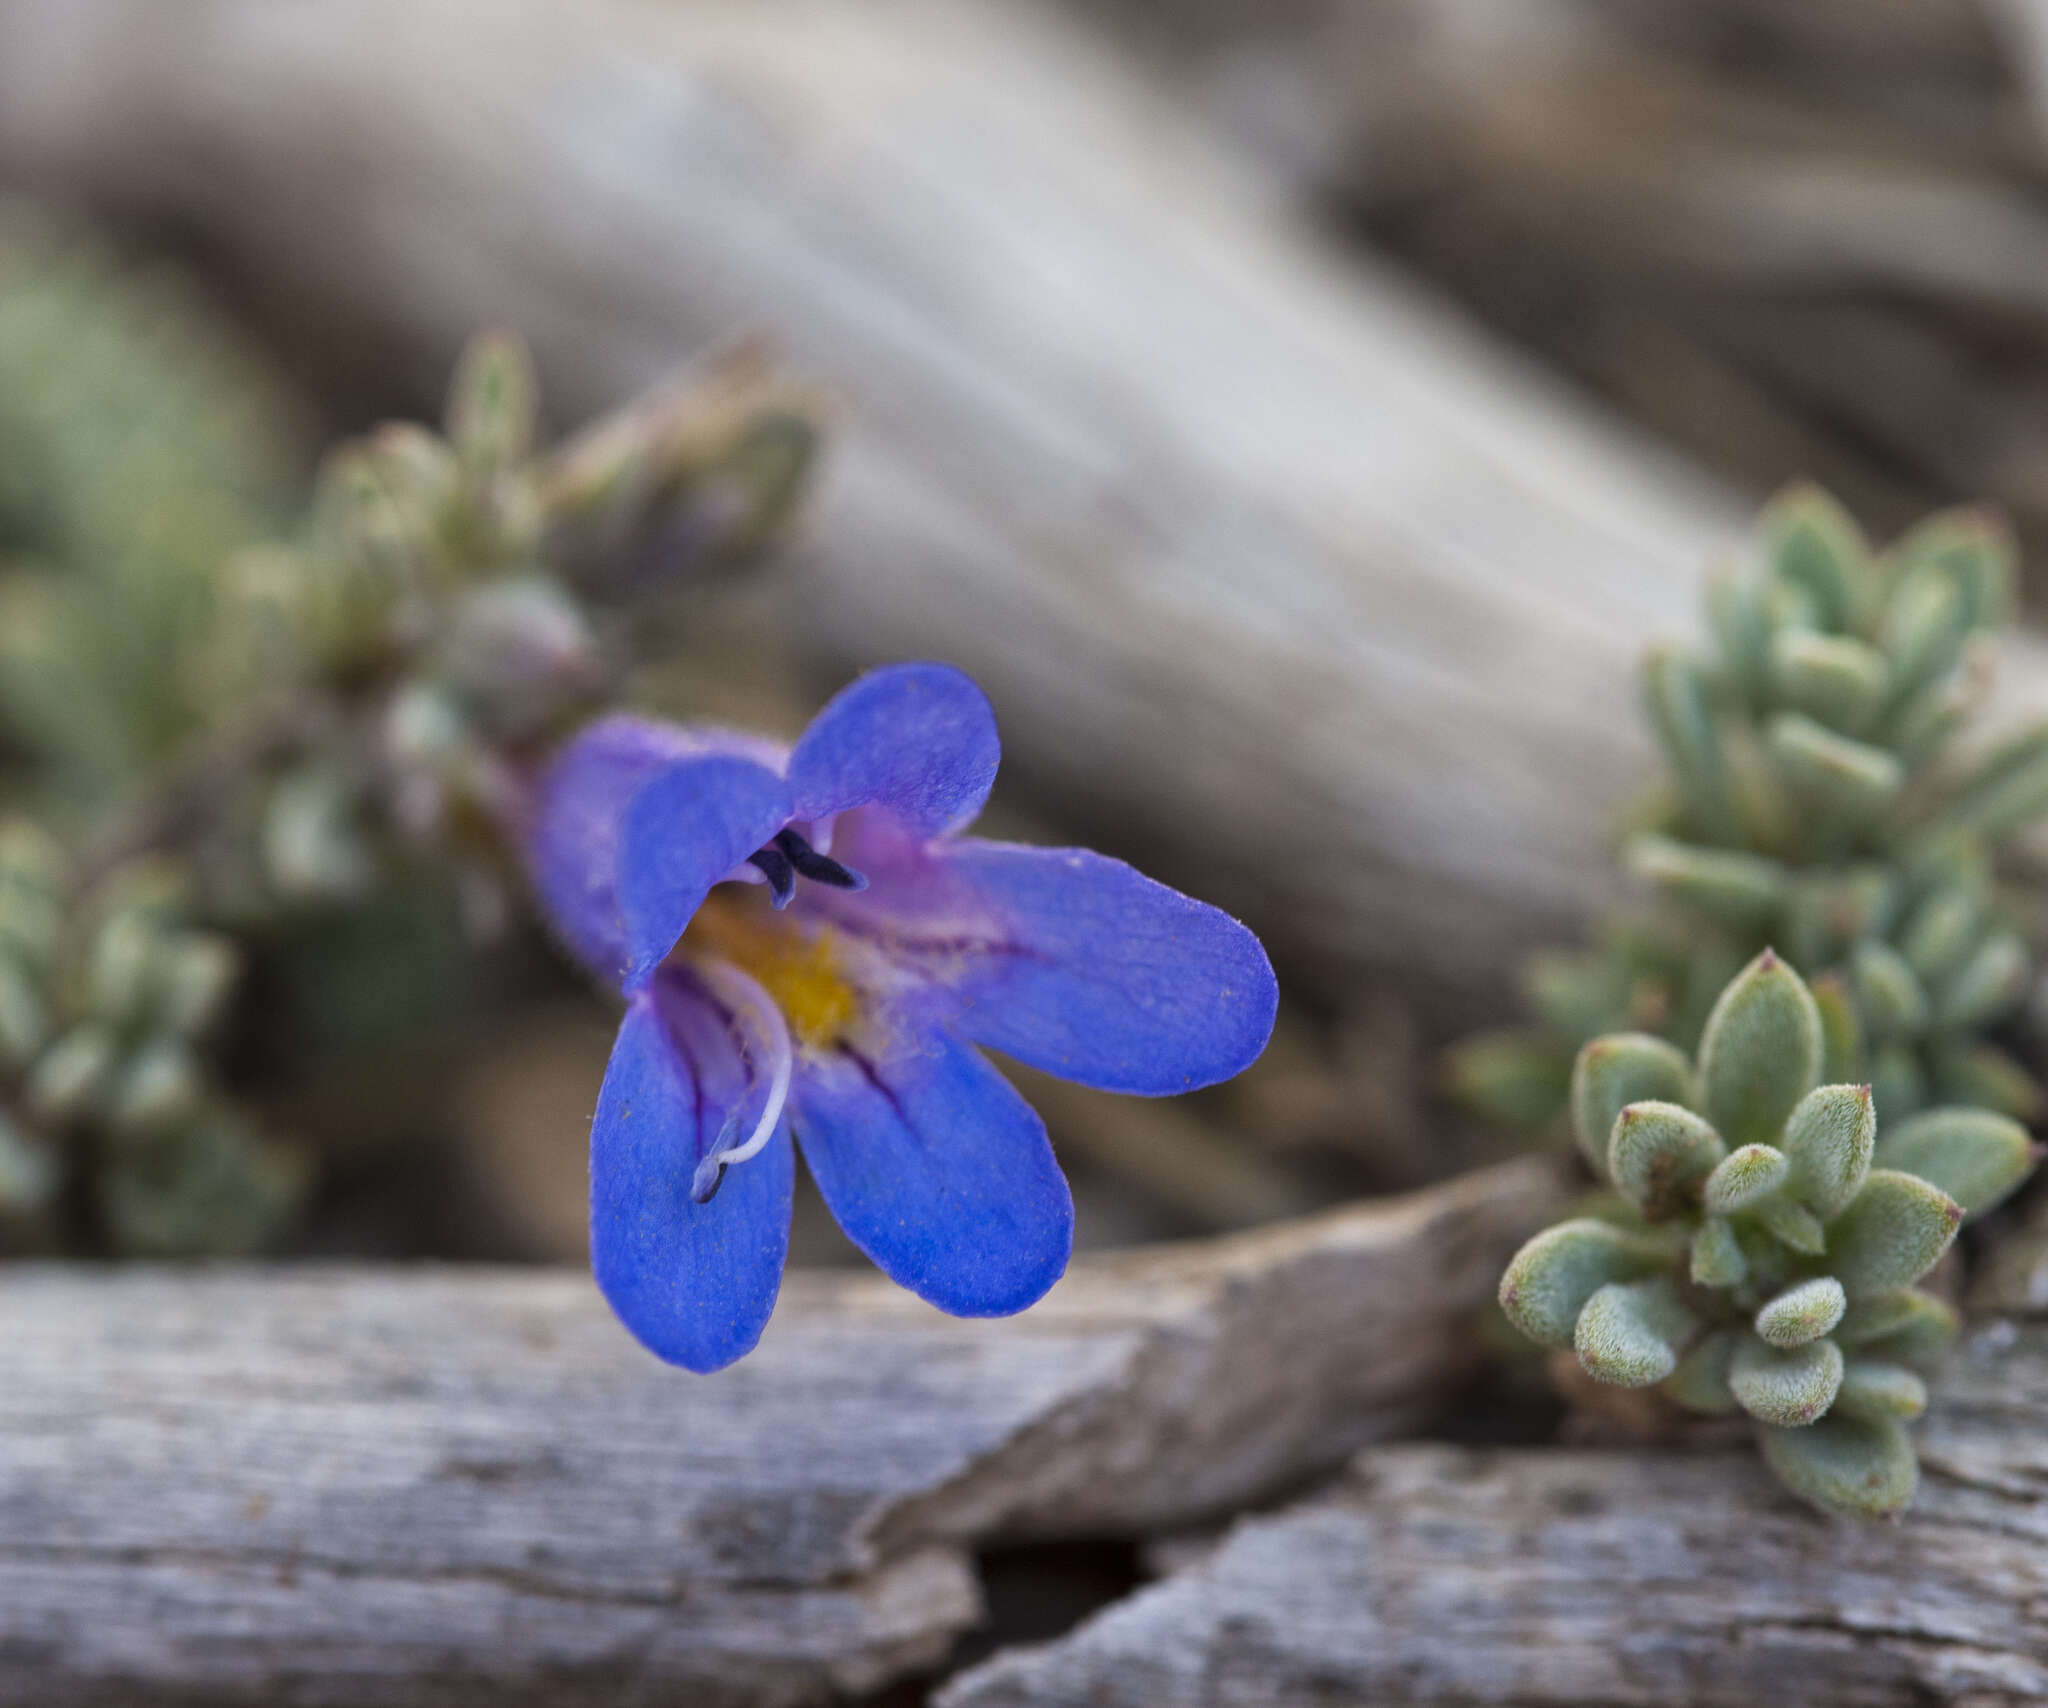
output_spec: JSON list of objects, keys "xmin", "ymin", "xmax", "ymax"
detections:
[
  {"xmin": 1608, "ymin": 1101, "xmax": 1726, "ymax": 1218},
  {"xmin": 1699, "ymin": 949, "xmax": 1822, "ymax": 1151},
  {"xmin": 1731, "ymin": 1334, "xmax": 1844, "ymax": 1428},
  {"xmin": 1780, "ymin": 1082, "xmax": 1874, "ymax": 1218},
  {"xmin": 1498, "ymin": 1219, "xmax": 1669, "ymax": 1349},
  {"xmin": 1574, "ymin": 1276, "xmax": 1699, "ymax": 1388},
  {"xmin": 1570, "ymin": 1033, "xmax": 1693, "ymax": 1180},
  {"xmin": 1874, "ymin": 1108, "xmax": 2037, "ymax": 1219},
  {"xmin": 1827, "ymin": 1169, "xmax": 1962, "ymax": 1294},
  {"xmin": 1754, "ymin": 1277, "xmax": 1846, "ymax": 1348},
  {"xmin": 1760, "ymin": 1412, "xmax": 1917, "ymax": 1519}
]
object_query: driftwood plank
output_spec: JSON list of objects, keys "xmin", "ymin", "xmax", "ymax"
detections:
[
  {"xmin": 941, "ymin": 1255, "xmax": 2048, "ymax": 1708},
  {"xmin": 0, "ymin": 1158, "xmax": 1558, "ymax": 1705}
]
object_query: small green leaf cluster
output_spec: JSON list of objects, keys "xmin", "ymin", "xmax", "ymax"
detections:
[
  {"xmin": 1500, "ymin": 949, "xmax": 2039, "ymax": 1517},
  {"xmin": 0, "ymin": 217, "xmax": 821, "ymax": 1256},
  {"xmin": 1452, "ymin": 485, "xmax": 2047, "ymax": 1131},
  {"xmin": 198, "ymin": 334, "xmax": 821, "ymax": 923},
  {"xmin": 0, "ymin": 208, "xmax": 300, "ymax": 813},
  {"xmin": 0, "ymin": 819, "xmax": 304, "ymax": 1254}
]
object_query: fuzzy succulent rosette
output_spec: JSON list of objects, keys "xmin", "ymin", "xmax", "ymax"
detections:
[
  {"xmin": 1500, "ymin": 948, "xmax": 2039, "ymax": 1517},
  {"xmin": 1455, "ymin": 485, "xmax": 2048, "ymax": 1131}
]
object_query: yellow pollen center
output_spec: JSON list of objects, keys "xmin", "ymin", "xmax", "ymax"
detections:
[{"xmin": 686, "ymin": 893, "xmax": 859, "ymax": 1048}]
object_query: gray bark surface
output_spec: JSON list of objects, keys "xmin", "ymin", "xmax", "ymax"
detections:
[
  {"xmin": 0, "ymin": 1158, "xmax": 1555, "ymax": 1705},
  {"xmin": 941, "ymin": 1252, "xmax": 2048, "ymax": 1708}
]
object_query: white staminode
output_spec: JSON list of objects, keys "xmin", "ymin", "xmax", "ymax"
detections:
[{"xmin": 696, "ymin": 958, "xmax": 793, "ymax": 1173}]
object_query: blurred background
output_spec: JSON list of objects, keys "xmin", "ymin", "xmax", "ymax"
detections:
[{"xmin": 3, "ymin": 0, "xmax": 2048, "ymax": 1272}]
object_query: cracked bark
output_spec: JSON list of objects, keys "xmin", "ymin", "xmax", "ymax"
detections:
[
  {"xmin": 938, "ymin": 1234, "xmax": 2048, "ymax": 1708},
  {"xmin": 0, "ymin": 1158, "xmax": 1556, "ymax": 1705}
]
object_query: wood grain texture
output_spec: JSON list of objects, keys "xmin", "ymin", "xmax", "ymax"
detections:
[
  {"xmin": 0, "ymin": 1157, "xmax": 1558, "ymax": 1704},
  {"xmin": 940, "ymin": 1257, "xmax": 2048, "ymax": 1708},
  {"xmin": 0, "ymin": 0, "xmax": 1752, "ymax": 1010}
]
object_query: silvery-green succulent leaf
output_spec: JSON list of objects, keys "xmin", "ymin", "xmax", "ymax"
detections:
[
  {"xmin": 1869, "ymin": 1044, "xmax": 1928, "ymax": 1125},
  {"xmin": 1570, "ymin": 1033, "xmax": 1694, "ymax": 1180},
  {"xmin": 1645, "ymin": 647, "xmax": 1733, "ymax": 840},
  {"xmin": 1837, "ymin": 1290, "xmax": 1959, "ymax": 1375},
  {"xmin": 1780, "ymin": 1082, "xmax": 1875, "ymax": 1218},
  {"xmin": 1443, "ymin": 1027, "xmax": 1574, "ymax": 1128},
  {"xmin": 1933, "ymin": 931, "xmax": 2028, "ymax": 1030},
  {"xmin": 1763, "ymin": 483, "xmax": 1866, "ymax": 632},
  {"xmin": 1731, "ymin": 1333, "xmax": 1845, "ymax": 1427},
  {"xmin": 1702, "ymin": 1143, "xmax": 1789, "ymax": 1215},
  {"xmin": 0, "ymin": 1105, "xmax": 56, "ymax": 1211},
  {"xmin": 447, "ymin": 330, "xmax": 538, "ymax": 475},
  {"xmin": 1766, "ymin": 713, "xmax": 1905, "ymax": 826},
  {"xmin": 1848, "ymin": 940, "xmax": 1928, "ymax": 1039},
  {"xmin": 1624, "ymin": 834, "xmax": 1785, "ymax": 928},
  {"xmin": 1886, "ymin": 504, "xmax": 2013, "ymax": 629},
  {"xmin": 85, "ymin": 911, "xmax": 157, "ymax": 1028},
  {"xmin": 1881, "ymin": 565, "xmax": 1971, "ymax": 701},
  {"xmin": 1887, "ymin": 675, "xmax": 1968, "ymax": 770},
  {"xmin": 1707, "ymin": 568, "xmax": 1772, "ymax": 703},
  {"xmin": 1575, "ymin": 1275, "xmax": 1700, "ymax": 1387},
  {"xmin": 1826, "ymin": 1169, "xmax": 1963, "ymax": 1294},
  {"xmin": 1769, "ymin": 629, "xmax": 1888, "ymax": 735},
  {"xmin": 1898, "ymin": 883, "xmax": 1982, "ymax": 984},
  {"xmin": 24, "ymin": 1024, "xmax": 117, "ymax": 1123},
  {"xmin": 1755, "ymin": 1278, "xmax": 1847, "ymax": 1348},
  {"xmin": 1929, "ymin": 1043, "xmax": 2042, "ymax": 1123},
  {"xmin": 150, "ymin": 936, "xmax": 239, "ymax": 1040},
  {"xmin": 1935, "ymin": 732, "xmax": 2048, "ymax": 843},
  {"xmin": 1833, "ymin": 1287, "xmax": 1955, "ymax": 1350},
  {"xmin": 1690, "ymin": 1214, "xmax": 1747, "ymax": 1287},
  {"xmin": 1528, "ymin": 950, "xmax": 1633, "ymax": 1044},
  {"xmin": 1608, "ymin": 1100, "xmax": 1726, "ymax": 1217},
  {"xmin": 1732, "ymin": 1217, "xmax": 1798, "ymax": 1295},
  {"xmin": 1699, "ymin": 950, "xmax": 1822, "ymax": 1151},
  {"xmin": 1874, "ymin": 1107, "xmax": 2038, "ymax": 1218},
  {"xmin": 1666, "ymin": 1327, "xmax": 1744, "ymax": 1414},
  {"xmin": 1755, "ymin": 1195, "xmax": 1827, "ymax": 1256},
  {"xmin": 1832, "ymin": 1360, "xmax": 1928, "ymax": 1424},
  {"xmin": 0, "ymin": 820, "xmax": 64, "ymax": 966},
  {"xmin": 1498, "ymin": 1218, "xmax": 1670, "ymax": 1348},
  {"xmin": 1810, "ymin": 974, "xmax": 1862, "ymax": 1086},
  {"xmin": 0, "ymin": 948, "xmax": 49, "ymax": 1069},
  {"xmin": 105, "ymin": 1040, "xmax": 203, "ymax": 1134},
  {"xmin": 1759, "ymin": 1412, "xmax": 1917, "ymax": 1519}
]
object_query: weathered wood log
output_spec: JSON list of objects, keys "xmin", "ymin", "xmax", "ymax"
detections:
[
  {"xmin": 940, "ymin": 1238, "xmax": 2048, "ymax": 1708},
  {"xmin": 0, "ymin": 1157, "xmax": 1557, "ymax": 1705},
  {"xmin": 0, "ymin": 0, "xmax": 1750, "ymax": 1014},
  {"xmin": 7, "ymin": 0, "xmax": 2048, "ymax": 1021}
]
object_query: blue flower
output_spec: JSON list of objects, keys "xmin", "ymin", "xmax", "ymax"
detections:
[{"xmin": 526, "ymin": 662, "xmax": 1278, "ymax": 1370}]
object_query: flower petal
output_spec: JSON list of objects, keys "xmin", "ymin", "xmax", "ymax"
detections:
[
  {"xmin": 823, "ymin": 830, "xmax": 1275, "ymax": 1096},
  {"xmin": 528, "ymin": 716, "xmax": 788, "ymax": 983},
  {"xmin": 786, "ymin": 662, "xmax": 999, "ymax": 837},
  {"xmin": 591, "ymin": 975, "xmax": 793, "ymax": 1371},
  {"xmin": 792, "ymin": 1033, "xmax": 1072, "ymax": 1316},
  {"xmin": 618, "ymin": 757, "xmax": 793, "ymax": 990}
]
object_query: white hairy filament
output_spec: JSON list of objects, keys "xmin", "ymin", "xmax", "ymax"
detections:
[{"xmin": 695, "ymin": 957, "xmax": 793, "ymax": 1170}]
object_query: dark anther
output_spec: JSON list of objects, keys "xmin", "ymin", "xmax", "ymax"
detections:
[
  {"xmin": 747, "ymin": 844, "xmax": 797, "ymax": 908},
  {"xmin": 774, "ymin": 828, "xmax": 868, "ymax": 892}
]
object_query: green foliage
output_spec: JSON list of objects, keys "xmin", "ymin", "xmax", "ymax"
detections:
[
  {"xmin": 1449, "ymin": 484, "xmax": 2048, "ymax": 1132},
  {"xmin": 0, "ymin": 209, "xmax": 300, "ymax": 812},
  {"xmin": 1498, "ymin": 951, "xmax": 2036, "ymax": 1517},
  {"xmin": 0, "ymin": 218, "xmax": 821, "ymax": 1256}
]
